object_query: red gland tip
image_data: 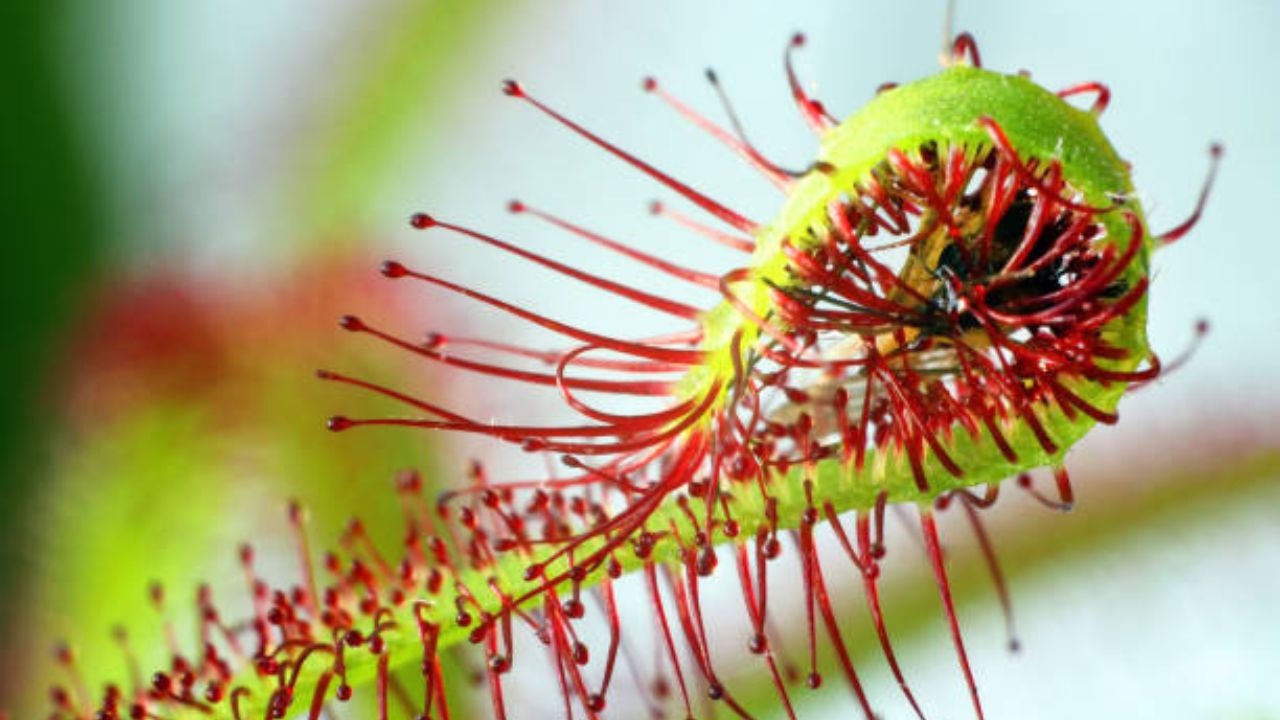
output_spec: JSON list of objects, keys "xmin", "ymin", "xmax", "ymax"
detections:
[
  {"xmin": 315, "ymin": 369, "xmax": 334, "ymax": 380},
  {"xmin": 648, "ymin": 200, "xmax": 663, "ymax": 215},
  {"xmin": 1210, "ymin": 142, "xmax": 1224, "ymax": 159},
  {"xmin": 381, "ymin": 260, "xmax": 407, "ymax": 278},
  {"xmin": 501, "ymin": 79, "xmax": 524, "ymax": 97},
  {"xmin": 327, "ymin": 416, "xmax": 353, "ymax": 432},
  {"xmin": 507, "ymin": 199, "xmax": 525, "ymax": 213},
  {"xmin": 338, "ymin": 315, "xmax": 365, "ymax": 332},
  {"xmin": 396, "ymin": 469, "xmax": 423, "ymax": 494},
  {"xmin": 409, "ymin": 212, "xmax": 435, "ymax": 229},
  {"xmin": 790, "ymin": 32, "xmax": 806, "ymax": 48},
  {"xmin": 52, "ymin": 643, "xmax": 73, "ymax": 665},
  {"xmin": 641, "ymin": 76, "xmax": 657, "ymax": 92},
  {"xmin": 1195, "ymin": 318, "xmax": 1210, "ymax": 336}
]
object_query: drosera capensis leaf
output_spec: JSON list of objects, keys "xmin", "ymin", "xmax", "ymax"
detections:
[{"xmin": 48, "ymin": 31, "xmax": 1221, "ymax": 720}]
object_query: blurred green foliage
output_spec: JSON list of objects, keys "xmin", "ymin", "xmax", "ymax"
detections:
[
  {"xmin": 0, "ymin": 0, "xmax": 103, "ymax": 676},
  {"xmin": 284, "ymin": 1, "xmax": 500, "ymax": 241}
]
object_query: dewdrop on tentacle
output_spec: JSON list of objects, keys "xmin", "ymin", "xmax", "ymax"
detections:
[{"xmin": 47, "ymin": 30, "xmax": 1219, "ymax": 720}]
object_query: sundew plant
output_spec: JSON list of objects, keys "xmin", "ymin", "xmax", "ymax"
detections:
[{"xmin": 33, "ymin": 18, "xmax": 1225, "ymax": 720}]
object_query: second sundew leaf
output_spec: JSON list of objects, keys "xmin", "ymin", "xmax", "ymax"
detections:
[{"xmin": 101, "ymin": 33, "xmax": 1217, "ymax": 720}]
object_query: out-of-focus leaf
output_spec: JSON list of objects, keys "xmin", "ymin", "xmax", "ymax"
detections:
[
  {"xmin": 9, "ymin": 252, "xmax": 444, "ymax": 715},
  {"xmin": 0, "ymin": 0, "xmax": 104, "ymax": 701},
  {"xmin": 282, "ymin": 0, "xmax": 504, "ymax": 243}
]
